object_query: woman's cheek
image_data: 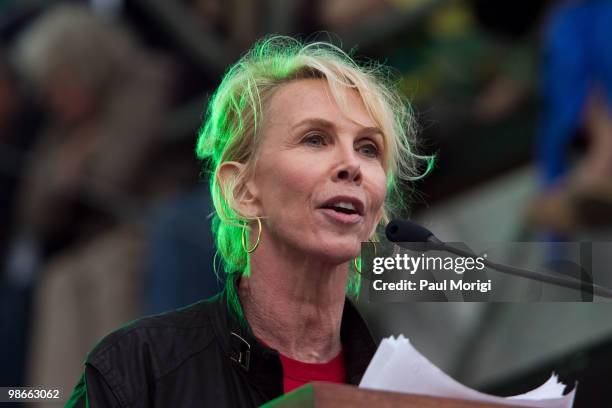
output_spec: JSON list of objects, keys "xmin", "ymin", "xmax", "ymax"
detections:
[
  {"xmin": 372, "ymin": 170, "xmax": 388, "ymax": 206},
  {"xmin": 370, "ymin": 172, "xmax": 387, "ymax": 227}
]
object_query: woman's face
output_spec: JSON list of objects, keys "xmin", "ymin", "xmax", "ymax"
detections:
[{"xmin": 245, "ymin": 78, "xmax": 387, "ymax": 264}]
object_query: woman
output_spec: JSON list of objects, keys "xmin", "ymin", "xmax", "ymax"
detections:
[{"xmin": 66, "ymin": 36, "xmax": 430, "ymax": 407}]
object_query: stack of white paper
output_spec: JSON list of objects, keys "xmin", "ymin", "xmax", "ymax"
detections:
[{"xmin": 359, "ymin": 335, "xmax": 576, "ymax": 408}]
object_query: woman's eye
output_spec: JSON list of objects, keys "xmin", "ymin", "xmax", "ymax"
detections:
[
  {"xmin": 303, "ymin": 134, "xmax": 326, "ymax": 147},
  {"xmin": 358, "ymin": 143, "xmax": 380, "ymax": 158}
]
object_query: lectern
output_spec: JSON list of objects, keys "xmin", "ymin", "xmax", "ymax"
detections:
[{"xmin": 262, "ymin": 382, "xmax": 533, "ymax": 408}]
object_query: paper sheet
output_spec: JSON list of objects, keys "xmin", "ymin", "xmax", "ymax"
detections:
[{"xmin": 359, "ymin": 335, "xmax": 576, "ymax": 408}]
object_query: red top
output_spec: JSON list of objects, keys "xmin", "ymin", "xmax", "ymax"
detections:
[{"xmin": 278, "ymin": 350, "xmax": 347, "ymax": 394}]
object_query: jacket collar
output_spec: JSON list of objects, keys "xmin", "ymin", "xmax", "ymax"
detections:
[{"xmin": 208, "ymin": 275, "xmax": 377, "ymax": 399}]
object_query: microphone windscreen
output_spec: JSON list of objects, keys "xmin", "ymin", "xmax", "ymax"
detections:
[{"xmin": 385, "ymin": 219, "xmax": 434, "ymax": 243}]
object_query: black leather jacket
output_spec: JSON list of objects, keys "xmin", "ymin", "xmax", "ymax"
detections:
[{"xmin": 65, "ymin": 279, "xmax": 377, "ymax": 407}]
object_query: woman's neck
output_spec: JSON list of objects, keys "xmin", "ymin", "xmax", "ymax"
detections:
[{"xmin": 238, "ymin": 240, "xmax": 349, "ymax": 363}]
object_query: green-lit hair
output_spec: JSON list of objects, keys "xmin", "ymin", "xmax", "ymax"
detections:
[{"xmin": 196, "ymin": 36, "xmax": 433, "ymax": 318}]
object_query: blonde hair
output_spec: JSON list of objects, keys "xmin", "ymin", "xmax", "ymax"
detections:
[{"xmin": 196, "ymin": 36, "xmax": 432, "ymax": 304}]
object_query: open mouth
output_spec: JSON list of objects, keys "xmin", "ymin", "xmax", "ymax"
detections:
[
  {"xmin": 321, "ymin": 203, "xmax": 360, "ymax": 215},
  {"xmin": 318, "ymin": 196, "xmax": 365, "ymax": 219}
]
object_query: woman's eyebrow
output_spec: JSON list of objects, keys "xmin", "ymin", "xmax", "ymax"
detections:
[
  {"xmin": 291, "ymin": 118, "xmax": 383, "ymax": 136},
  {"xmin": 290, "ymin": 118, "xmax": 336, "ymax": 131},
  {"xmin": 358, "ymin": 126, "xmax": 384, "ymax": 137}
]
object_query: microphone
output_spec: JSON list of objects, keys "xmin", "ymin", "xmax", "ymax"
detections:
[
  {"xmin": 386, "ymin": 219, "xmax": 443, "ymax": 245},
  {"xmin": 385, "ymin": 219, "xmax": 612, "ymax": 299}
]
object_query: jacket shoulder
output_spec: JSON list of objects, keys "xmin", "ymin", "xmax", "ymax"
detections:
[{"xmin": 84, "ymin": 295, "xmax": 220, "ymax": 404}]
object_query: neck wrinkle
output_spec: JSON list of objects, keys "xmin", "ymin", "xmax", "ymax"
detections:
[{"xmin": 239, "ymin": 242, "xmax": 349, "ymax": 363}]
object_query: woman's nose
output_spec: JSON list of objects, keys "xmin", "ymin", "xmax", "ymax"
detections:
[{"xmin": 332, "ymin": 145, "xmax": 362, "ymax": 185}]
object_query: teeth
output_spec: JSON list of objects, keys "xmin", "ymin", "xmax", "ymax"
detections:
[{"xmin": 334, "ymin": 202, "xmax": 356, "ymax": 211}]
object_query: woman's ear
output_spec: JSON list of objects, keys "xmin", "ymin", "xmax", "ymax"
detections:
[{"xmin": 217, "ymin": 161, "xmax": 261, "ymax": 217}]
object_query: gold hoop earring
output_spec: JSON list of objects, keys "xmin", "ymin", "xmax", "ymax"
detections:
[{"xmin": 241, "ymin": 217, "xmax": 262, "ymax": 253}]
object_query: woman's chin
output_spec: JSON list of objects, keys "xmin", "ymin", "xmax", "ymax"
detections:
[{"xmin": 308, "ymin": 243, "xmax": 361, "ymax": 266}]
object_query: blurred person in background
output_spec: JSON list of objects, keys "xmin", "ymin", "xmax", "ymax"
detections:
[
  {"xmin": 528, "ymin": 0, "xmax": 612, "ymax": 234},
  {"xmin": 3, "ymin": 4, "xmax": 175, "ymax": 402}
]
